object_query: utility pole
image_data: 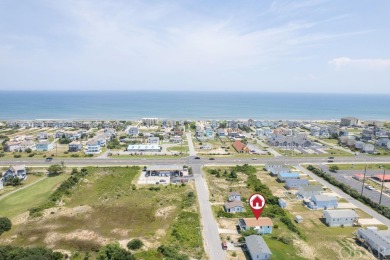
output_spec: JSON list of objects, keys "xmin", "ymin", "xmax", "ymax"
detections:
[
  {"xmin": 379, "ymin": 167, "xmax": 386, "ymax": 206},
  {"xmin": 360, "ymin": 165, "xmax": 367, "ymax": 196}
]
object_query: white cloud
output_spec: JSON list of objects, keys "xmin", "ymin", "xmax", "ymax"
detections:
[{"xmin": 329, "ymin": 57, "xmax": 390, "ymax": 70}]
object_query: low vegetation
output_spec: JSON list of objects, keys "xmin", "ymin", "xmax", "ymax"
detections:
[{"xmin": 0, "ymin": 245, "xmax": 63, "ymax": 259}]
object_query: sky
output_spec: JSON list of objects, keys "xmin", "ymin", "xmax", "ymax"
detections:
[{"xmin": 0, "ymin": 0, "xmax": 389, "ymax": 93}]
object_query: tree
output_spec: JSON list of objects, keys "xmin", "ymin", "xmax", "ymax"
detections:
[
  {"xmin": 127, "ymin": 239, "xmax": 144, "ymax": 250},
  {"xmin": 47, "ymin": 164, "xmax": 65, "ymax": 177},
  {"xmin": 329, "ymin": 165, "xmax": 339, "ymax": 172},
  {"xmin": 97, "ymin": 243, "xmax": 135, "ymax": 260},
  {"xmin": 0, "ymin": 217, "xmax": 12, "ymax": 236}
]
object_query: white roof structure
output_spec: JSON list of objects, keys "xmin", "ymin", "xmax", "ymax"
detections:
[{"xmin": 127, "ymin": 144, "xmax": 161, "ymax": 151}]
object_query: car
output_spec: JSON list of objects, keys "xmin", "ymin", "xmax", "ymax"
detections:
[
  {"xmin": 194, "ymin": 156, "xmax": 200, "ymax": 159},
  {"xmin": 365, "ymin": 185, "xmax": 375, "ymax": 190},
  {"xmin": 160, "ymin": 179, "xmax": 166, "ymax": 183},
  {"xmin": 209, "ymin": 158, "xmax": 215, "ymax": 160},
  {"xmin": 327, "ymin": 160, "xmax": 334, "ymax": 163},
  {"xmin": 328, "ymin": 157, "xmax": 334, "ymax": 159},
  {"xmin": 45, "ymin": 157, "xmax": 53, "ymax": 162},
  {"xmin": 252, "ymin": 158, "xmax": 257, "ymax": 160}
]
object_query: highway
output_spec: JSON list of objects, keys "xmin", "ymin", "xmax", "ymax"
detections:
[{"xmin": 1, "ymin": 154, "xmax": 390, "ymax": 167}]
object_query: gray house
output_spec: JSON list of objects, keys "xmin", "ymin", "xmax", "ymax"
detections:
[
  {"xmin": 278, "ymin": 198, "xmax": 287, "ymax": 208},
  {"xmin": 2, "ymin": 165, "xmax": 27, "ymax": 181},
  {"xmin": 323, "ymin": 209, "xmax": 358, "ymax": 227},
  {"xmin": 228, "ymin": 191, "xmax": 241, "ymax": 202},
  {"xmin": 298, "ymin": 185, "xmax": 323, "ymax": 198},
  {"xmin": 265, "ymin": 163, "xmax": 285, "ymax": 172},
  {"xmin": 357, "ymin": 228, "xmax": 390, "ymax": 258},
  {"xmin": 245, "ymin": 235, "xmax": 272, "ymax": 260},
  {"xmin": 270, "ymin": 167, "xmax": 291, "ymax": 176},
  {"xmin": 285, "ymin": 179, "xmax": 309, "ymax": 190},
  {"xmin": 224, "ymin": 201, "xmax": 245, "ymax": 213}
]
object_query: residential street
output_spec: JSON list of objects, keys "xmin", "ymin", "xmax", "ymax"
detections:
[{"xmin": 193, "ymin": 164, "xmax": 226, "ymax": 260}]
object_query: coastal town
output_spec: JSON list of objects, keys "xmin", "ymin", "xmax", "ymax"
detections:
[{"xmin": 1, "ymin": 117, "xmax": 390, "ymax": 259}]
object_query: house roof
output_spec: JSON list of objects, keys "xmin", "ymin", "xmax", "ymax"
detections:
[
  {"xmin": 286, "ymin": 179, "xmax": 309, "ymax": 185},
  {"xmin": 147, "ymin": 165, "xmax": 183, "ymax": 171},
  {"xmin": 373, "ymin": 174, "xmax": 390, "ymax": 181},
  {"xmin": 312, "ymin": 195, "xmax": 337, "ymax": 202},
  {"xmin": 228, "ymin": 191, "xmax": 241, "ymax": 196},
  {"xmin": 10, "ymin": 165, "xmax": 26, "ymax": 172},
  {"xmin": 245, "ymin": 235, "xmax": 271, "ymax": 255},
  {"xmin": 271, "ymin": 167, "xmax": 291, "ymax": 172},
  {"xmin": 127, "ymin": 144, "xmax": 160, "ymax": 150},
  {"xmin": 242, "ymin": 217, "xmax": 273, "ymax": 227},
  {"xmin": 299, "ymin": 185, "xmax": 323, "ymax": 192},
  {"xmin": 232, "ymin": 140, "xmax": 246, "ymax": 152},
  {"xmin": 69, "ymin": 141, "xmax": 82, "ymax": 145},
  {"xmin": 224, "ymin": 201, "xmax": 244, "ymax": 209},
  {"xmin": 278, "ymin": 172, "xmax": 300, "ymax": 178},
  {"xmin": 324, "ymin": 209, "xmax": 358, "ymax": 219},
  {"xmin": 358, "ymin": 228, "xmax": 390, "ymax": 254}
]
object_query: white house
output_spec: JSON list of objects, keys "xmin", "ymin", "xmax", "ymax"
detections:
[
  {"xmin": 128, "ymin": 127, "xmax": 139, "ymax": 136},
  {"xmin": 85, "ymin": 139, "xmax": 102, "ymax": 154},
  {"xmin": 35, "ymin": 140, "xmax": 54, "ymax": 151},
  {"xmin": 147, "ymin": 137, "xmax": 160, "ymax": 144},
  {"xmin": 298, "ymin": 185, "xmax": 323, "ymax": 198},
  {"xmin": 228, "ymin": 191, "xmax": 241, "ymax": 202},
  {"xmin": 323, "ymin": 209, "xmax": 358, "ymax": 227}
]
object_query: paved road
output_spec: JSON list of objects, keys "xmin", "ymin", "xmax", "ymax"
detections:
[
  {"xmin": 1, "ymin": 155, "xmax": 390, "ymax": 167},
  {"xmin": 186, "ymin": 132, "xmax": 197, "ymax": 156},
  {"xmin": 256, "ymin": 139, "xmax": 282, "ymax": 157},
  {"xmin": 192, "ymin": 164, "xmax": 226, "ymax": 260},
  {"xmin": 316, "ymin": 166, "xmax": 390, "ymax": 208},
  {"xmin": 296, "ymin": 164, "xmax": 390, "ymax": 227}
]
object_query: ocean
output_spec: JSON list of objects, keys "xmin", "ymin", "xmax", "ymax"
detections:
[{"xmin": 1, "ymin": 91, "xmax": 390, "ymax": 121}]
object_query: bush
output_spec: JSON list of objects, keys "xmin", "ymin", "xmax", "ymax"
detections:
[
  {"xmin": 0, "ymin": 245, "xmax": 62, "ymax": 259},
  {"xmin": 13, "ymin": 154, "xmax": 21, "ymax": 158},
  {"xmin": 47, "ymin": 164, "xmax": 65, "ymax": 177},
  {"xmin": 97, "ymin": 243, "xmax": 135, "ymax": 260},
  {"xmin": 0, "ymin": 217, "xmax": 12, "ymax": 236},
  {"xmin": 127, "ymin": 239, "xmax": 143, "ymax": 250}
]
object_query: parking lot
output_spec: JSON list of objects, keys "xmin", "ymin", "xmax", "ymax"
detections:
[{"xmin": 318, "ymin": 166, "xmax": 390, "ymax": 207}]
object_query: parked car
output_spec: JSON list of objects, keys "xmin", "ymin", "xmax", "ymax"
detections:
[
  {"xmin": 194, "ymin": 156, "xmax": 200, "ymax": 159},
  {"xmin": 209, "ymin": 158, "xmax": 215, "ymax": 160},
  {"xmin": 45, "ymin": 157, "xmax": 53, "ymax": 162},
  {"xmin": 365, "ymin": 185, "xmax": 375, "ymax": 190}
]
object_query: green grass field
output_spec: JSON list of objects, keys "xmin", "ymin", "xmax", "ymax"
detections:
[
  {"xmin": 0, "ymin": 174, "xmax": 69, "ymax": 218},
  {"xmin": 1, "ymin": 167, "xmax": 204, "ymax": 259},
  {"xmin": 329, "ymin": 163, "xmax": 390, "ymax": 171}
]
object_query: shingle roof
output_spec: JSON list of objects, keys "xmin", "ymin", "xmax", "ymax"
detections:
[
  {"xmin": 312, "ymin": 195, "xmax": 337, "ymax": 202},
  {"xmin": 245, "ymin": 235, "xmax": 271, "ymax": 255},
  {"xmin": 300, "ymin": 185, "xmax": 323, "ymax": 192},
  {"xmin": 233, "ymin": 140, "xmax": 246, "ymax": 152},
  {"xmin": 324, "ymin": 209, "xmax": 358, "ymax": 219},
  {"xmin": 242, "ymin": 217, "xmax": 273, "ymax": 227},
  {"xmin": 228, "ymin": 191, "xmax": 241, "ymax": 196},
  {"xmin": 224, "ymin": 201, "xmax": 244, "ymax": 209}
]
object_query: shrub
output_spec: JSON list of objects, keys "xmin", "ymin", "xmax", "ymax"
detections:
[
  {"xmin": 0, "ymin": 217, "xmax": 12, "ymax": 235},
  {"xmin": 127, "ymin": 239, "xmax": 143, "ymax": 250},
  {"xmin": 13, "ymin": 154, "xmax": 21, "ymax": 158}
]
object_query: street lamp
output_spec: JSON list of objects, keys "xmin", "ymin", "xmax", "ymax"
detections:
[
  {"xmin": 379, "ymin": 166, "xmax": 386, "ymax": 206},
  {"xmin": 360, "ymin": 165, "xmax": 367, "ymax": 196}
]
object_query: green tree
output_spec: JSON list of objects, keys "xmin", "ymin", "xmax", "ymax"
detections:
[
  {"xmin": 127, "ymin": 239, "xmax": 144, "ymax": 250},
  {"xmin": 97, "ymin": 243, "xmax": 135, "ymax": 260},
  {"xmin": 329, "ymin": 165, "xmax": 339, "ymax": 172},
  {"xmin": 0, "ymin": 217, "xmax": 12, "ymax": 236},
  {"xmin": 47, "ymin": 164, "xmax": 65, "ymax": 177}
]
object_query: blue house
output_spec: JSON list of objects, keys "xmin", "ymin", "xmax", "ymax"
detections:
[
  {"xmin": 277, "ymin": 172, "xmax": 300, "ymax": 182},
  {"xmin": 285, "ymin": 179, "xmax": 309, "ymax": 190},
  {"xmin": 238, "ymin": 218, "xmax": 273, "ymax": 235},
  {"xmin": 224, "ymin": 201, "xmax": 245, "ymax": 213},
  {"xmin": 35, "ymin": 141, "xmax": 54, "ymax": 151},
  {"xmin": 308, "ymin": 195, "xmax": 338, "ymax": 210},
  {"xmin": 2, "ymin": 165, "xmax": 27, "ymax": 181},
  {"xmin": 278, "ymin": 198, "xmax": 287, "ymax": 208}
]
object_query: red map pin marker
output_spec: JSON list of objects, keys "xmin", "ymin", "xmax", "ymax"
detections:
[{"xmin": 249, "ymin": 193, "xmax": 266, "ymax": 220}]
